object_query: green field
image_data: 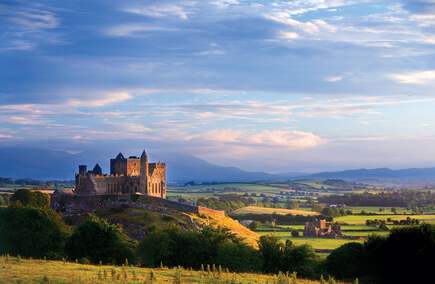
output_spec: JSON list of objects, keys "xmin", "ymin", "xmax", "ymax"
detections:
[
  {"xmin": 168, "ymin": 183, "xmax": 285, "ymax": 201},
  {"xmin": 345, "ymin": 207, "xmax": 412, "ymax": 214},
  {"xmin": 256, "ymin": 231, "xmax": 362, "ymax": 251},
  {"xmin": 335, "ymin": 214, "xmax": 435, "ymax": 225},
  {"xmin": 0, "ymin": 256, "xmax": 325, "ymax": 284}
]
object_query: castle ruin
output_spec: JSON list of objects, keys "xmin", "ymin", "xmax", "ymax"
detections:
[
  {"xmin": 304, "ymin": 219, "xmax": 342, "ymax": 238},
  {"xmin": 75, "ymin": 150, "xmax": 166, "ymax": 198}
]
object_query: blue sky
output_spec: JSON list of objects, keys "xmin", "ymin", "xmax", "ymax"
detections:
[{"xmin": 1, "ymin": 0, "xmax": 435, "ymax": 173}]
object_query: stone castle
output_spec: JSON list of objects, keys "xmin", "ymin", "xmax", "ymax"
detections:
[{"xmin": 75, "ymin": 150, "xmax": 166, "ymax": 198}]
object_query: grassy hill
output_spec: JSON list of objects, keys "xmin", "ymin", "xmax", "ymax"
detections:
[
  {"xmin": 189, "ymin": 209, "xmax": 260, "ymax": 248},
  {"xmin": 0, "ymin": 256, "xmax": 327, "ymax": 284},
  {"xmin": 64, "ymin": 197, "xmax": 260, "ymax": 248}
]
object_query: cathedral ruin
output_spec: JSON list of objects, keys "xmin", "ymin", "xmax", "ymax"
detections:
[{"xmin": 75, "ymin": 150, "xmax": 166, "ymax": 198}]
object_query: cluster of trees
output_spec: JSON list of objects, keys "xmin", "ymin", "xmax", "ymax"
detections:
[
  {"xmin": 196, "ymin": 194, "xmax": 255, "ymax": 212},
  {"xmin": 319, "ymin": 206, "xmax": 352, "ymax": 217},
  {"xmin": 366, "ymin": 217, "xmax": 420, "ymax": 227},
  {"xmin": 0, "ymin": 189, "xmax": 136, "ymax": 265},
  {"xmin": 326, "ymin": 225, "xmax": 435, "ymax": 283},
  {"xmin": 319, "ymin": 191, "xmax": 435, "ymax": 208},
  {"xmin": 0, "ymin": 177, "xmax": 72, "ymax": 187}
]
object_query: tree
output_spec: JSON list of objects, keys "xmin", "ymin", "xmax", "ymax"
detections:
[
  {"xmin": 258, "ymin": 235, "xmax": 284, "ymax": 273},
  {"xmin": 216, "ymin": 241, "xmax": 262, "ymax": 272},
  {"xmin": 65, "ymin": 215, "xmax": 135, "ymax": 265},
  {"xmin": 248, "ymin": 221, "xmax": 260, "ymax": 231},
  {"xmin": 326, "ymin": 224, "xmax": 435, "ymax": 283},
  {"xmin": 326, "ymin": 242, "xmax": 365, "ymax": 280},
  {"xmin": 286, "ymin": 200, "xmax": 300, "ymax": 210},
  {"xmin": 365, "ymin": 224, "xmax": 435, "ymax": 284},
  {"xmin": 10, "ymin": 189, "xmax": 49, "ymax": 208},
  {"xmin": 312, "ymin": 203, "xmax": 324, "ymax": 213},
  {"xmin": 137, "ymin": 226, "xmax": 260, "ymax": 272},
  {"xmin": 0, "ymin": 207, "xmax": 70, "ymax": 258},
  {"xmin": 281, "ymin": 241, "xmax": 318, "ymax": 278}
]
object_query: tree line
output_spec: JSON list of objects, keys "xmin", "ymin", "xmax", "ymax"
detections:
[{"xmin": 318, "ymin": 190, "xmax": 435, "ymax": 208}]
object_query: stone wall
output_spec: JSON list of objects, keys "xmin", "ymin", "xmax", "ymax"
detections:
[{"xmin": 51, "ymin": 192, "xmax": 202, "ymax": 217}]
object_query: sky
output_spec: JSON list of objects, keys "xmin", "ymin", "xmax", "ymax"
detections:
[{"xmin": 1, "ymin": 0, "xmax": 435, "ymax": 173}]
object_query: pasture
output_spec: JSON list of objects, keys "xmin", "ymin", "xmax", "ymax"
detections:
[
  {"xmin": 0, "ymin": 256, "xmax": 329, "ymax": 284},
  {"xmin": 334, "ymin": 214, "xmax": 435, "ymax": 225},
  {"xmin": 232, "ymin": 206, "xmax": 319, "ymax": 216},
  {"xmin": 256, "ymin": 230, "xmax": 362, "ymax": 251}
]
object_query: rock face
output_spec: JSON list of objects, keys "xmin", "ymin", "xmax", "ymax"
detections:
[{"xmin": 75, "ymin": 150, "xmax": 166, "ymax": 198}]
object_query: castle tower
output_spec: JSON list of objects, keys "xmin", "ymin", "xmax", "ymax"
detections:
[
  {"xmin": 92, "ymin": 163, "xmax": 102, "ymax": 175},
  {"xmin": 140, "ymin": 150, "xmax": 149, "ymax": 194}
]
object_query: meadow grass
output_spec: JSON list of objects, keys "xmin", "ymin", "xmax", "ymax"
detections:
[
  {"xmin": 232, "ymin": 206, "xmax": 319, "ymax": 216},
  {"xmin": 0, "ymin": 256, "xmax": 333, "ymax": 284}
]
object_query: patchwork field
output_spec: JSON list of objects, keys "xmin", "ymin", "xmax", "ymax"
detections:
[
  {"xmin": 0, "ymin": 256, "xmax": 330, "ymax": 284},
  {"xmin": 345, "ymin": 206, "xmax": 412, "ymax": 214},
  {"xmin": 334, "ymin": 214, "xmax": 435, "ymax": 225},
  {"xmin": 232, "ymin": 206, "xmax": 319, "ymax": 216},
  {"xmin": 256, "ymin": 230, "xmax": 363, "ymax": 251}
]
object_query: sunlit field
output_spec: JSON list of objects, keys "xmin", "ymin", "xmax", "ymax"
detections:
[
  {"xmin": 334, "ymin": 214, "xmax": 435, "ymax": 225},
  {"xmin": 232, "ymin": 206, "xmax": 320, "ymax": 216},
  {"xmin": 0, "ymin": 256, "xmax": 334, "ymax": 284}
]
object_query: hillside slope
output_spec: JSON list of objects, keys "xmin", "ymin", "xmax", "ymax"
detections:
[{"xmin": 189, "ymin": 208, "xmax": 260, "ymax": 248}]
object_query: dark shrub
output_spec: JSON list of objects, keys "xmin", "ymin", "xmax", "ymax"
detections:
[
  {"xmin": 138, "ymin": 226, "xmax": 261, "ymax": 272},
  {"xmin": 326, "ymin": 242, "xmax": 365, "ymax": 279},
  {"xmin": 0, "ymin": 207, "xmax": 70, "ymax": 258},
  {"xmin": 65, "ymin": 214, "xmax": 135, "ymax": 265},
  {"xmin": 10, "ymin": 189, "xmax": 50, "ymax": 208}
]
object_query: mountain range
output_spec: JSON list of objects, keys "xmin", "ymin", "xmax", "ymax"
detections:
[{"xmin": 1, "ymin": 147, "xmax": 435, "ymax": 183}]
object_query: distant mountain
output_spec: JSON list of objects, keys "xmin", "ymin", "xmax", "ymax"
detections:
[
  {"xmin": 153, "ymin": 152, "xmax": 278, "ymax": 183},
  {"xmin": 299, "ymin": 167, "xmax": 435, "ymax": 181},
  {"xmin": 0, "ymin": 147, "xmax": 277, "ymax": 183}
]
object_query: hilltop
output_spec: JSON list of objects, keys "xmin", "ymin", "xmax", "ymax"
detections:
[{"xmin": 61, "ymin": 195, "xmax": 259, "ymax": 248}]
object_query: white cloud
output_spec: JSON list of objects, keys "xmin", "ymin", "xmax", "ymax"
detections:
[
  {"xmin": 123, "ymin": 123, "xmax": 152, "ymax": 133},
  {"xmin": 211, "ymin": 0, "xmax": 240, "ymax": 9},
  {"xmin": 389, "ymin": 70, "xmax": 435, "ymax": 84},
  {"xmin": 0, "ymin": 133, "xmax": 14, "ymax": 139},
  {"xmin": 105, "ymin": 24, "xmax": 176, "ymax": 37},
  {"xmin": 125, "ymin": 4, "xmax": 194, "ymax": 20},
  {"xmin": 12, "ymin": 8, "xmax": 59, "ymax": 30},
  {"xmin": 324, "ymin": 76, "xmax": 343, "ymax": 82},
  {"xmin": 278, "ymin": 31, "xmax": 299, "ymax": 41},
  {"xmin": 410, "ymin": 13, "xmax": 435, "ymax": 27},
  {"xmin": 191, "ymin": 129, "xmax": 324, "ymax": 149},
  {"xmin": 265, "ymin": 12, "xmax": 337, "ymax": 34},
  {"xmin": 67, "ymin": 92, "xmax": 133, "ymax": 107}
]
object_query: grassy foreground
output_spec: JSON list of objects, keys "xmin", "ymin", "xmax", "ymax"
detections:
[{"xmin": 0, "ymin": 256, "xmax": 338, "ymax": 284}]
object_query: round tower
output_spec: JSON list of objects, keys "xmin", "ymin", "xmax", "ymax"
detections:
[{"xmin": 140, "ymin": 150, "xmax": 149, "ymax": 194}]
